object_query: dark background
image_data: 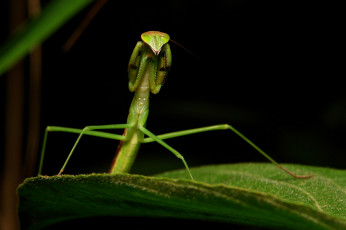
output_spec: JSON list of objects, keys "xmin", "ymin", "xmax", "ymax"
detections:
[
  {"xmin": 1, "ymin": 0, "xmax": 345, "ymax": 229},
  {"xmin": 2, "ymin": 0, "xmax": 345, "ymax": 176}
]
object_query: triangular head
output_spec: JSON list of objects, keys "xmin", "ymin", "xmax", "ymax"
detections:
[{"xmin": 141, "ymin": 31, "xmax": 170, "ymax": 55}]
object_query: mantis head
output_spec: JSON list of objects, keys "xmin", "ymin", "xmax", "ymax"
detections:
[
  {"xmin": 128, "ymin": 31, "xmax": 172, "ymax": 94},
  {"xmin": 141, "ymin": 31, "xmax": 170, "ymax": 55}
]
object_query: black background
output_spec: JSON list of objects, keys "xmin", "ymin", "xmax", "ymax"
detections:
[{"xmin": 2, "ymin": 0, "xmax": 345, "ymax": 175}]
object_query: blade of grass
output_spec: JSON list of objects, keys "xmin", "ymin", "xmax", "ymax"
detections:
[{"xmin": 0, "ymin": 0, "xmax": 93, "ymax": 76}]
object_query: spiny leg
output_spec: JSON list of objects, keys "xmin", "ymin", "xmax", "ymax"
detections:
[
  {"xmin": 143, "ymin": 124, "xmax": 313, "ymax": 179},
  {"xmin": 139, "ymin": 126, "xmax": 194, "ymax": 180},
  {"xmin": 38, "ymin": 124, "xmax": 131, "ymax": 176}
]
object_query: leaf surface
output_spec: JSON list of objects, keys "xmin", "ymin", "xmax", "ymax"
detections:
[{"xmin": 17, "ymin": 163, "xmax": 346, "ymax": 229}]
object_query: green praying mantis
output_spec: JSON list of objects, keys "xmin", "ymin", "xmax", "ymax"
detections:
[{"xmin": 38, "ymin": 31, "xmax": 313, "ymax": 180}]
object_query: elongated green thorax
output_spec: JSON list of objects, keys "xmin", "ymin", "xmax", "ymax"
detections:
[{"xmin": 109, "ymin": 68, "xmax": 150, "ymax": 174}]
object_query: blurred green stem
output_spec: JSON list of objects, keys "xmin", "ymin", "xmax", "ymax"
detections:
[{"xmin": 1, "ymin": 2, "xmax": 26, "ymax": 230}]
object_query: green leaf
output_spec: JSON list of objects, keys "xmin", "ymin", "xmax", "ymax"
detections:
[
  {"xmin": 17, "ymin": 163, "xmax": 346, "ymax": 230},
  {"xmin": 0, "ymin": 0, "xmax": 93, "ymax": 76}
]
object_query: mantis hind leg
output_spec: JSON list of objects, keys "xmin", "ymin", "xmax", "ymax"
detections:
[
  {"xmin": 142, "ymin": 124, "xmax": 313, "ymax": 179},
  {"xmin": 38, "ymin": 124, "xmax": 132, "ymax": 176}
]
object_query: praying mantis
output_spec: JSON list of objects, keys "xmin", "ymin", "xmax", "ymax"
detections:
[{"xmin": 38, "ymin": 31, "xmax": 313, "ymax": 180}]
